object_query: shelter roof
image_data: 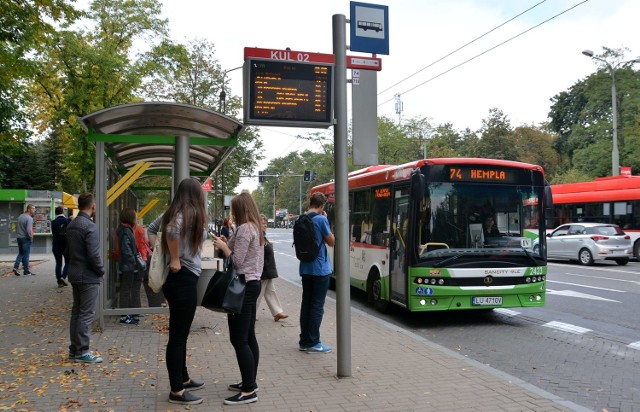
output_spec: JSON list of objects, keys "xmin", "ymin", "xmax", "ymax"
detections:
[{"xmin": 80, "ymin": 102, "xmax": 244, "ymax": 176}]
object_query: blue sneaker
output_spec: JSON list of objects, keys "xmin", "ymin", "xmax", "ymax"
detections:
[
  {"xmin": 75, "ymin": 352, "xmax": 103, "ymax": 363},
  {"xmin": 306, "ymin": 343, "xmax": 332, "ymax": 353}
]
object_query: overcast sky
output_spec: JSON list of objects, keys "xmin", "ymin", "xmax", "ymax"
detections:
[{"xmin": 159, "ymin": 0, "xmax": 639, "ymax": 192}]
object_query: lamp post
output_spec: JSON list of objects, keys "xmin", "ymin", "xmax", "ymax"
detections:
[
  {"xmin": 219, "ymin": 65, "xmax": 243, "ymax": 114},
  {"xmin": 582, "ymin": 50, "xmax": 640, "ymax": 176}
]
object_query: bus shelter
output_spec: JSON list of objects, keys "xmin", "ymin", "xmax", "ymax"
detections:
[{"xmin": 80, "ymin": 102, "xmax": 244, "ymax": 327}]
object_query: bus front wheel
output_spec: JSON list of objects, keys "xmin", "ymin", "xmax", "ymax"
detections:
[
  {"xmin": 367, "ymin": 271, "xmax": 389, "ymax": 313},
  {"xmin": 634, "ymin": 240, "xmax": 640, "ymax": 260}
]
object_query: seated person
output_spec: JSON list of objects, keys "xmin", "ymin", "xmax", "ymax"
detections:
[
  {"xmin": 360, "ymin": 216, "xmax": 372, "ymax": 243},
  {"xmin": 483, "ymin": 216, "xmax": 500, "ymax": 237}
]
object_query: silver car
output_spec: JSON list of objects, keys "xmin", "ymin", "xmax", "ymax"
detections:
[{"xmin": 534, "ymin": 223, "xmax": 632, "ymax": 266}]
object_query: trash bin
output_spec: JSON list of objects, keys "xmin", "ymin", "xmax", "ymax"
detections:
[{"xmin": 197, "ymin": 258, "xmax": 223, "ymax": 306}]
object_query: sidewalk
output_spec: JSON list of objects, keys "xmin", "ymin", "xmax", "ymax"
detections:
[{"xmin": 0, "ymin": 254, "xmax": 587, "ymax": 411}]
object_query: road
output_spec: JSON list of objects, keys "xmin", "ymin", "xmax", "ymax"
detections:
[{"xmin": 266, "ymin": 228, "xmax": 640, "ymax": 412}]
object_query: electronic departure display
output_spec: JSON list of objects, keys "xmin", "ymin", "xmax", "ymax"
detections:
[{"xmin": 244, "ymin": 58, "xmax": 333, "ymax": 128}]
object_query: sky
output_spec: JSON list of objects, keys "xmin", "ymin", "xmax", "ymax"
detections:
[{"xmin": 158, "ymin": 0, "xmax": 640, "ymax": 193}]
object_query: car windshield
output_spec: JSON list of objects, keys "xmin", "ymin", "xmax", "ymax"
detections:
[{"xmin": 416, "ymin": 182, "xmax": 545, "ymax": 267}]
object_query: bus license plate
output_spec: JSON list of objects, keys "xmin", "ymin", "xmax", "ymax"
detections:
[{"xmin": 472, "ymin": 296, "xmax": 502, "ymax": 306}]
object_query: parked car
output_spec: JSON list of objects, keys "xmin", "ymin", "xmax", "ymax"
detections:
[{"xmin": 533, "ymin": 223, "xmax": 632, "ymax": 265}]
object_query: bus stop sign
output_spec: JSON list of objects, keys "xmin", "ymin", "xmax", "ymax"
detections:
[{"xmin": 350, "ymin": 2, "xmax": 389, "ymax": 55}]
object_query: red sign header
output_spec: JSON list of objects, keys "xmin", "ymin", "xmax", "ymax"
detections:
[{"xmin": 244, "ymin": 47, "xmax": 335, "ymax": 64}]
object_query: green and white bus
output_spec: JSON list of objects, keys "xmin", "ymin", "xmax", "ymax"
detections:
[{"xmin": 313, "ymin": 158, "xmax": 552, "ymax": 312}]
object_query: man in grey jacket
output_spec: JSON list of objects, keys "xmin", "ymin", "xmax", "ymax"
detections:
[
  {"xmin": 67, "ymin": 193, "xmax": 104, "ymax": 363},
  {"xmin": 13, "ymin": 204, "xmax": 35, "ymax": 276}
]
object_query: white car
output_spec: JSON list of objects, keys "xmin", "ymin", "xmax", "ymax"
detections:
[{"xmin": 534, "ymin": 223, "xmax": 632, "ymax": 265}]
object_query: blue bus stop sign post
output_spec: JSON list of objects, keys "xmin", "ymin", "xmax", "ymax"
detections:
[{"xmin": 350, "ymin": 2, "xmax": 389, "ymax": 55}]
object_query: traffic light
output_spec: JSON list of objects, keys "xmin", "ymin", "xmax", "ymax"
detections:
[
  {"xmin": 258, "ymin": 170, "xmax": 265, "ymax": 183},
  {"xmin": 310, "ymin": 171, "xmax": 317, "ymax": 181},
  {"xmin": 303, "ymin": 170, "xmax": 311, "ymax": 182}
]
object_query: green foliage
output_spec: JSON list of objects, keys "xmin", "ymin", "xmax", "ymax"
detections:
[
  {"xmin": 549, "ymin": 168, "xmax": 594, "ymax": 185},
  {"xmin": 548, "ymin": 47, "xmax": 640, "ymax": 178}
]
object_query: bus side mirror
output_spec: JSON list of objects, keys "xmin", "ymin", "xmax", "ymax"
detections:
[
  {"xmin": 410, "ymin": 172, "xmax": 426, "ymax": 201},
  {"xmin": 544, "ymin": 185, "xmax": 553, "ymax": 209}
]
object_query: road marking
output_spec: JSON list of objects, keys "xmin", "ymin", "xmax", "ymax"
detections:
[
  {"xmin": 628, "ymin": 341, "xmax": 640, "ymax": 350},
  {"xmin": 543, "ymin": 321, "xmax": 591, "ymax": 335},
  {"xmin": 546, "ymin": 289, "xmax": 620, "ymax": 303},
  {"xmin": 494, "ymin": 308, "xmax": 521, "ymax": 317},
  {"xmin": 546, "ymin": 280, "xmax": 625, "ymax": 293},
  {"xmin": 560, "ymin": 272, "xmax": 640, "ymax": 286}
]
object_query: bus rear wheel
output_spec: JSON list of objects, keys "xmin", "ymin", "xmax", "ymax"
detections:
[
  {"xmin": 367, "ymin": 271, "xmax": 389, "ymax": 313},
  {"xmin": 634, "ymin": 241, "xmax": 640, "ymax": 260}
]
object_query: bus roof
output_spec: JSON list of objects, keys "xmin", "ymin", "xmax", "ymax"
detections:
[
  {"xmin": 313, "ymin": 158, "xmax": 543, "ymax": 193},
  {"xmin": 551, "ymin": 174, "xmax": 640, "ymax": 204}
]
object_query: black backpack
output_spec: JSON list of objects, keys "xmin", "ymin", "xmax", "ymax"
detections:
[{"xmin": 293, "ymin": 212, "xmax": 319, "ymax": 262}]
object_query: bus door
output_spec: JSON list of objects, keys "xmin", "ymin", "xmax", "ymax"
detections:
[{"xmin": 390, "ymin": 186, "xmax": 410, "ymax": 304}]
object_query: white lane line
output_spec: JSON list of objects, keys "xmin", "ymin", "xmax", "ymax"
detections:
[
  {"xmin": 560, "ymin": 272, "xmax": 640, "ymax": 286},
  {"xmin": 543, "ymin": 321, "xmax": 591, "ymax": 335},
  {"xmin": 546, "ymin": 289, "xmax": 620, "ymax": 303},
  {"xmin": 546, "ymin": 280, "xmax": 625, "ymax": 293},
  {"xmin": 628, "ymin": 342, "xmax": 640, "ymax": 350},
  {"xmin": 494, "ymin": 308, "xmax": 521, "ymax": 317}
]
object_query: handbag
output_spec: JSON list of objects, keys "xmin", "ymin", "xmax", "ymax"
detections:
[
  {"xmin": 201, "ymin": 259, "xmax": 246, "ymax": 314},
  {"xmin": 148, "ymin": 232, "xmax": 169, "ymax": 293}
]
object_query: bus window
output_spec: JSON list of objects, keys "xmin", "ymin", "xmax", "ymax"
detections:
[{"xmin": 371, "ymin": 185, "xmax": 392, "ymax": 246}]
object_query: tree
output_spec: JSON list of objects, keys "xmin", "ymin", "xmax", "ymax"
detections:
[
  {"xmin": 548, "ymin": 47, "xmax": 640, "ymax": 177},
  {"xmin": 511, "ymin": 125, "xmax": 561, "ymax": 177},
  {"xmin": 475, "ymin": 108, "xmax": 518, "ymax": 160},
  {"xmin": 0, "ymin": 0, "xmax": 80, "ymax": 188},
  {"xmin": 29, "ymin": 0, "xmax": 169, "ymax": 191}
]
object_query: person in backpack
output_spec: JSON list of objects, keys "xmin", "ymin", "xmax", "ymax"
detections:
[
  {"xmin": 297, "ymin": 192, "xmax": 335, "ymax": 354},
  {"xmin": 51, "ymin": 205, "xmax": 71, "ymax": 287}
]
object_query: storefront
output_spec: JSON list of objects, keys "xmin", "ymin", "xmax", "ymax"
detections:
[{"xmin": 0, "ymin": 189, "xmax": 77, "ymax": 254}]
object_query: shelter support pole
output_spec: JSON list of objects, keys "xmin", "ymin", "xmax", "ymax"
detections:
[
  {"xmin": 95, "ymin": 141, "xmax": 107, "ymax": 329},
  {"xmin": 333, "ymin": 13, "xmax": 351, "ymax": 377},
  {"xmin": 174, "ymin": 135, "xmax": 190, "ymax": 191}
]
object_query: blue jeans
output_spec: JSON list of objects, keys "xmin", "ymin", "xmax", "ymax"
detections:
[
  {"xmin": 162, "ymin": 268, "xmax": 198, "ymax": 392},
  {"xmin": 69, "ymin": 283, "xmax": 100, "ymax": 357},
  {"xmin": 14, "ymin": 238, "xmax": 32, "ymax": 273},
  {"xmin": 227, "ymin": 280, "xmax": 261, "ymax": 393},
  {"xmin": 299, "ymin": 274, "xmax": 330, "ymax": 348}
]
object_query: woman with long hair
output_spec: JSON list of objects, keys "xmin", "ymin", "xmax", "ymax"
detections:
[
  {"xmin": 116, "ymin": 207, "xmax": 142, "ymax": 325},
  {"xmin": 212, "ymin": 192, "xmax": 264, "ymax": 406},
  {"xmin": 159, "ymin": 178, "xmax": 207, "ymax": 405}
]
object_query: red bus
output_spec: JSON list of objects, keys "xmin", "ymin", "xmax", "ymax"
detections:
[
  {"xmin": 550, "ymin": 174, "xmax": 640, "ymax": 258},
  {"xmin": 312, "ymin": 158, "xmax": 552, "ymax": 313}
]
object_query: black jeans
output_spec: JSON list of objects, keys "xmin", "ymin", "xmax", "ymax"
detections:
[
  {"xmin": 162, "ymin": 268, "xmax": 198, "ymax": 392},
  {"xmin": 227, "ymin": 280, "xmax": 261, "ymax": 393}
]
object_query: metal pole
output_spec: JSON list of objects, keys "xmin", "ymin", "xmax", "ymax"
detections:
[
  {"xmin": 609, "ymin": 65, "xmax": 619, "ymax": 176},
  {"xmin": 95, "ymin": 141, "xmax": 106, "ymax": 329},
  {"xmin": 333, "ymin": 13, "xmax": 351, "ymax": 377},
  {"xmin": 174, "ymin": 135, "xmax": 190, "ymax": 191},
  {"xmin": 299, "ymin": 177, "xmax": 302, "ymax": 215}
]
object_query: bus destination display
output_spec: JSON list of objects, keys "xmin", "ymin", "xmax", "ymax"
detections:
[
  {"xmin": 244, "ymin": 59, "xmax": 333, "ymax": 128},
  {"xmin": 449, "ymin": 166, "xmax": 516, "ymax": 183}
]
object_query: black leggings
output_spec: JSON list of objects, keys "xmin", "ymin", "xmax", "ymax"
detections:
[
  {"xmin": 162, "ymin": 268, "xmax": 198, "ymax": 392},
  {"xmin": 227, "ymin": 280, "xmax": 261, "ymax": 393}
]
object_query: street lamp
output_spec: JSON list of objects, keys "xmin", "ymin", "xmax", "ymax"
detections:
[
  {"xmin": 219, "ymin": 65, "xmax": 243, "ymax": 114},
  {"xmin": 582, "ymin": 49, "xmax": 640, "ymax": 176}
]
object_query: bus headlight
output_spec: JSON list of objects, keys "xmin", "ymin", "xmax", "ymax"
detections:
[
  {"xmin": 430, "ymin": 299, "xmax": 438, "ymax": 306},
  {"xmin": 420, "ymin": 299, "xmax": 426, "ymax": 306},
  {"xmin": 430, "ymin": 278, "xmax": 436, "ymax": 285},
  {"xmin": 438, "ymin": 279, "xmax": 444, "ymax": 285}
]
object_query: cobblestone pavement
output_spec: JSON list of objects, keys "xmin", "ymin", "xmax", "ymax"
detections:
[{"xmin": 0, "ymin": 255, "xmax": 588, "ymax": 411}]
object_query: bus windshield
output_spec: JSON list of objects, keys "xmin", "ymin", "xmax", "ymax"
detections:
[{"xmin": 416, "ymin": 182, "xmax": 544, "ymax": 267}]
